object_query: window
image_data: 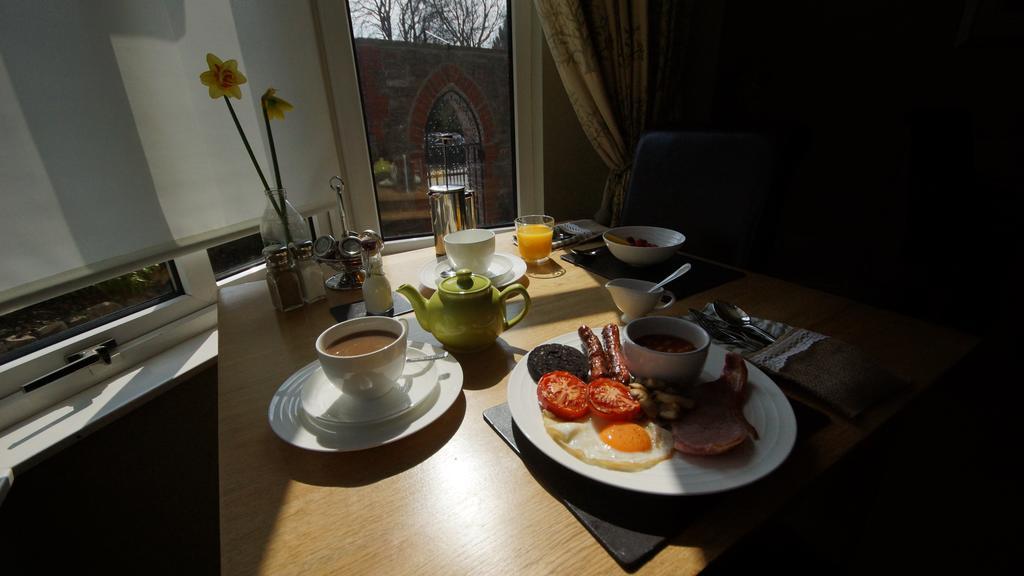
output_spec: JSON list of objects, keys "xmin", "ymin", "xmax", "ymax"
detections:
[
  {"xmin": 206, "ymin": 233, "xmax": 265, "ymax": 281},
  {"xmin": 345, "ymin": 0, "xmax": 517, "ymax": 240},
  {"xmin": 0, "ymin": 263, "xmax": 181, "ymax": 366},
  {"xmin": 318, "ymin": 0, "xmax": 541, "ymax": 246},
  {"xmin": 0, "ymin": 250, "xmax": 217, "ymax": 433},
  {"xmin": 1, "ymin": 0, "xmax": 347, "ymax": 433}
]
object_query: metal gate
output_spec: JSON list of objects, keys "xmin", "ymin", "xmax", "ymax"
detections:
[{"xmin": 425, "ymin": 132, "xmax": 485, "ymax": 222}]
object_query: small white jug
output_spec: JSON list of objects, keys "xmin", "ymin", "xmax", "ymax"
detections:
[{"xmin": 605, "ymin": 278, "xmax": 676, "ymax": 323}]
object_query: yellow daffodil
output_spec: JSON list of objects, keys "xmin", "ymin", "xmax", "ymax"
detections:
[
  {"xmin": 262, "ymin": 88, "xmax": 294, "ymax": 120},
  {"xmin": 200, "ymin": 53, "xmax": 247, "ymax": 99}
]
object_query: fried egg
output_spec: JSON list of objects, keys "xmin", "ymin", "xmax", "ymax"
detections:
[{"xmin": 542, "ymin": 412, "xmax": 674, "ymax": 471}]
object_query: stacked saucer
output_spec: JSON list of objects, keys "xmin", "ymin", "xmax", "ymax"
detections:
[
  {"xmin": 268, "ymin": 342, "xmax": 463, "ymax": 452},
  {"xmin": 419, "ymin": 252, "xmax": 527, "ymax": 291}
]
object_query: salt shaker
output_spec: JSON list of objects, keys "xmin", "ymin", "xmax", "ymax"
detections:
[
  {"xmin": 292, "ymin": 240, "xmax": 326, "ymax": 303},
  {"xmin": 264, "ymin": 246, "xmax": 304, "ymax": 312},
  {"xmin": 360, "ymin": 231, "xmax": 393, "ymax": 316}
]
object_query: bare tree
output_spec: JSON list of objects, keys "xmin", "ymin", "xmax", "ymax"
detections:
[
  {"xmin": 397, "ymin": 0, "xmax": 437, "ymax": 43},
  {"xmin": 491, "ymin": 16, "xmax": 508, "ymax": 50},
  {"xmin": 350, "ymin": 0, "xmax": 506, "ymax": 48},
  {"xmin": 351, "ymin": 0, "xmax": 395, "ymax": 40},
  {"xmin": 428, "ymin": 0, "xmax": 503, "ymax": 48}
]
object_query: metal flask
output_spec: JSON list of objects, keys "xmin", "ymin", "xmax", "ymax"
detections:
[{"xmin": 428, "ymin": 184, "xmax": 478, "ymax": 256}]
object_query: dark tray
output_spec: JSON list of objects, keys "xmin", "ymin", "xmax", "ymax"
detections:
[{"xmin": 482, "ymin": 401, "xmax": 829, "ymax": 570}]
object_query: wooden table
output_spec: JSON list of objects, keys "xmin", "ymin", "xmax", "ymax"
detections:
[{"xmin": 217, "ymin": 232, "xmax": 976, "ymax": 575}]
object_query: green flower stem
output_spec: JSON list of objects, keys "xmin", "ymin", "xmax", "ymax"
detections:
[
  {"xmin": 261, "ymin": 102, "xmax": 292, "ymax": 246},
  {"xmin": 223, "ymin": 96, "xmax": 270, "ymax": 192},
  {"xmin": 262, "ymin": 102, "xmax": 283, "ymax": 191},
  {"xmin": 277, "ymin": 189, "xmax": 293, "ymax": 246},
  {"xmin": 224, "ymin": 95, "xmax": 293, "ymax": 247}
]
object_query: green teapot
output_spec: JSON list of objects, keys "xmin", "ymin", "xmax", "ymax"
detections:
[{"xmin": 396, "ymin": 269, "xmax": 530, "ymax": 353}]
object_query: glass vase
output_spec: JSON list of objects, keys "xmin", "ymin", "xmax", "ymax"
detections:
[{"xmin": 260, "ymin": 188, "xmax": 311, "ymax": 248}]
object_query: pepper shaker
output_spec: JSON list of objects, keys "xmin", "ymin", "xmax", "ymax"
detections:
[{"xmin": 264, "ymin": 246, "xmax": 304, "ymax": 312}]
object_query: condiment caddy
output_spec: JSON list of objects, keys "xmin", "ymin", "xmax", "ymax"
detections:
[{"xmin": 314, "ymin": 176, "xmax": 366, "ymax": 291}]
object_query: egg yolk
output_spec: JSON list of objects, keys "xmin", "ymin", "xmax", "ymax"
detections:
[{"xmin": 599, "ymin": 423, "xmax": 652, "ymax": 452}]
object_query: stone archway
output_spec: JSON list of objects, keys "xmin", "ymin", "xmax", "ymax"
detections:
[
  {"xmin": 423, "ymin": 90, "xmax": 485, "ymax": 204},
  {"xmin": 407, "ymin": 63, "xmax": 502, "ymax": 223},
  {"xmin": 408, "ymin": 63, "xmax": 495, "ymax": 147},
  {"xmin": 426, "ymin": 90, "xmax": 482, "ymax": 146}
]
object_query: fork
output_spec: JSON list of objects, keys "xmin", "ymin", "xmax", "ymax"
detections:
[{"xmin": 689, "ymin": 308, "xmax": 762, "ymax": 349}]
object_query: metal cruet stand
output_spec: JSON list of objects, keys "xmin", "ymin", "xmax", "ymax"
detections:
[{"xmin": 316, "ymin": 176, "xmax": 365, "ymax": 291}]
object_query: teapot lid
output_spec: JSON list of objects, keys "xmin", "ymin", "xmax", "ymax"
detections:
[{"xmin": 439, "ymin": 268, "xmax": 490, "ymax": 295}]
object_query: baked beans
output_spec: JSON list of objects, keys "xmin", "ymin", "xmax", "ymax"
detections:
[{"xmin": 634, "ymin": 334, "xmax": 696, "ymax": 353}]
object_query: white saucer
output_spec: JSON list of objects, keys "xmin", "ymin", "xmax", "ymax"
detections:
[
  {"xmin": 299, "ymin": 349, "xmax": 439, "ymax": 424},
  {"xmin": 419, "ymin": 252, "xmax": 527, "ymax": 291},
  {"xmin": 269, "ymin": 342, "xmax": 464, "ymax": 452},
  {"xmin": 429, "ymin": 256, "xmax": 512, "ymax": 282}
]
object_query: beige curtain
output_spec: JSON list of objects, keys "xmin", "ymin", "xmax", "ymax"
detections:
[{"xmin": 535, "ymin": 0, "xmax": 687, "ymax": 225}]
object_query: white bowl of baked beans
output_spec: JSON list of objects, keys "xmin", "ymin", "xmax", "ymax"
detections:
[{"xmin": 621, "ymin": 316, "xmax": 709, "ymax": 384}]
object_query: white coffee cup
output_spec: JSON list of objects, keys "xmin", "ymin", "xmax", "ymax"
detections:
[
  {"xmin": 444, "ymin": 228, "xmax": 495, "ymax": 275},
  {"xmin": 605, "ymin": 278, "xmax": 676, "ymax": 323},
  {"xmin": 315, "ymin": 316, "xmax": 408, "ymax": 400}
]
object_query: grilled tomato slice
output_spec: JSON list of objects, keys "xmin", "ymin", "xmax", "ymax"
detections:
[
  {"xmin": 537, "ymin": 371, "xmax": 589, "ymax": 420},
  {"xmin": 588, "ymin": 378, "xmax": 641, "ymax": 421}
]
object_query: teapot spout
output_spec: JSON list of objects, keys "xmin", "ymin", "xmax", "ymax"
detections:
[{"xmin": 396, "ymin": 284, "xmax": 430, "ymax": 332}]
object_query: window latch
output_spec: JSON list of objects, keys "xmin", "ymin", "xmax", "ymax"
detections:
[{"xmin": 21, "ymin": 339, "xmax": 118, "ymax": 394}]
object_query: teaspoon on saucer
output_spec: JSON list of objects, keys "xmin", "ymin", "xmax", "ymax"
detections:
[{"xmin": 407, "ymin": 351, "xmax": 449, "ymax": 362}]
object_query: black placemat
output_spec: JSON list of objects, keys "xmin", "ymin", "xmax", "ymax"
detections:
[
  {"xmin": 329, "ymin": 292, "xmax": 413, "ymax": 322},
  {"xmin": 560, "ymin": 251, "xmax": 744, "ymax": 299},
  {"xmin": 482, "ymin": 401, "xmax": 830, "ymax": 570}
]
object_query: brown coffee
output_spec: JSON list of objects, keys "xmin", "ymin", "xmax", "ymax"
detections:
[{"xmin": 325, "ymin": 330, "xmax": 398, "ymax": 357}]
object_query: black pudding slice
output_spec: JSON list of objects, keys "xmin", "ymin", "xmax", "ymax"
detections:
[{"xmin": 527, "ymin": 343, "xmax": 588, "ymax": 382}]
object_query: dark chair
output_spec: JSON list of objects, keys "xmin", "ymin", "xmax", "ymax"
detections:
[{"xmin": 621, "ymin": 131, "xmax": 777, "ymax": 269}]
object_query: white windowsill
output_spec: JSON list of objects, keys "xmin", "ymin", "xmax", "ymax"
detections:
[{"xmin": 0, "ymin": 328, "xmax": 218, "ymax": 500}]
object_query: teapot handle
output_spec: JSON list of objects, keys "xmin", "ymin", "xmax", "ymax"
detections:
[{"xmin": 498, "ymin": 284, "xmax": 531, "ymax": 330}]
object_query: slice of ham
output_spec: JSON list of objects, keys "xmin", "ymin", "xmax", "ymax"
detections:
[{"xmin": 672, "ymin": 352, "xmax": 759, "ymax": 456}]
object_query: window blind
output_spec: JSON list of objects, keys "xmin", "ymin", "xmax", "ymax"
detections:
[{"xmin": 0, "ymin": 0, "xmax": 341, "ymax": 313}]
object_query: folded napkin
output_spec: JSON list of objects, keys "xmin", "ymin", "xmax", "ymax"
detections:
[
  {"xmin": 693, "ymin": 304, "xmax": 906, "ymax": 418},
  {"xmin": 551, "ymin": 219, "xmax": 608, "ymax": 249}
]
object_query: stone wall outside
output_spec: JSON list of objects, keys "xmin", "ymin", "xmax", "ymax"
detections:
[{"xmin": 354, "ymin": 39, "xmax": 514, "ymax": 236}]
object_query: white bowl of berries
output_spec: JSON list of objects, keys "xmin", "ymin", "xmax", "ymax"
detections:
[{"xmin": 603, "ymin": 226, "xmax": 686, "ymax": 267}]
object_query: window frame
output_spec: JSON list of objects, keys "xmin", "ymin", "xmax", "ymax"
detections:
[
  {"xmin": 0, "ymin": 251, "xmax": 217, "ymax": 432},
  {"xmin": 313, "ymin": 0, "xmax": 543, "ymax": 254}
]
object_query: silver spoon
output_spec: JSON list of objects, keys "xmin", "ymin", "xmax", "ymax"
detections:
[
  {"xmin": 712, "ymin": 300, "xmax": 776, "ymax": 343},
  {"xmin": 407, "ymin": 351, "xmax": 449, "ymax": 362},
  {"xmin": 648, "ymin": 262, "xmax": 691, "ymax": 293}
]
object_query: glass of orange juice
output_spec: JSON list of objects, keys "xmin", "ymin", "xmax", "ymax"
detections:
[{"xmin": 515, "ymin": 215, "xmax": 555, "ymax": 264}]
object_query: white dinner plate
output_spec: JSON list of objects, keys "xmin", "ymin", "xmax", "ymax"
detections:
[
  {"xmin": 507, "ymin": 332, "xmax": 797, "ymax": 496},
  {"xmin": 419, "ymin": 252, "xmax": 526, "ymax": 291},
  {"xmin": 269, "ymin": 342, "xmax": 463, "ymax": 452},
  {"xmin": 299, "ymin": 351, "xmax": 439, "ymax": 424}
]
